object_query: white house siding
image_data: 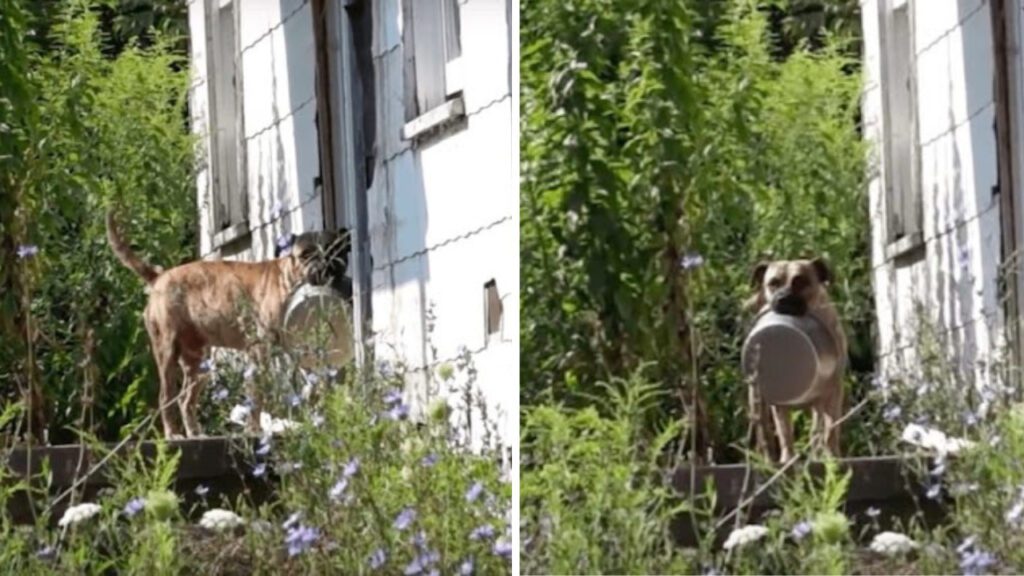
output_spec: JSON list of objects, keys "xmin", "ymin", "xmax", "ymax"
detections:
[
  {"xmin": 189, "ymin": 0, "xmax": 325, "ymax": 262},
  {"xmin": 862, "ymin": 0, "xmax": 1006, "ymax": 387},
  {"xmin": 369, "ymin": 0, "xmax": 517, "ymax": 446},
  {"xmin": 187, "ymin": 0, "xmax": 517, "ymax": 444}
]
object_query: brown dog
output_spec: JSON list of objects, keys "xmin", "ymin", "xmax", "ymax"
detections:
[
  {"xmin": 106, "ymin": 210, "xmax": 346, "ymax": 439},
  {"xmin": 745, "ymin": 258, "xmax": 847, "ymax": 462}
]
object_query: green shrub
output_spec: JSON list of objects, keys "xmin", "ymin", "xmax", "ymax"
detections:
[
  {"xmin": 0, "ymin": 0, "xmax": 197, "ymax": 443},
  {"xmin": 521, "ymin": 0, "xmax": 874, "ymax": 458},
  {"xmin": 520, "ymin": 368, "xmax": 690, "ymax": 574}
]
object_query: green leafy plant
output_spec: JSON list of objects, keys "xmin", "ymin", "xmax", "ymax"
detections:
[{"xmin": 0, "ymin": 0, "xmax": 197, "ymax": 443}]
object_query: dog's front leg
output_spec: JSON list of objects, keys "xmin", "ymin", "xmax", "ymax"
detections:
[
  {"xmin": 771, "ymin": 405, "xmax": 795, "ymax": 463},
  {"xmin": 246, "ymin": 343, "xmax": 269, "ymax": 436},
  {"xmin": 813, "ymin": 382, "xmax": 843, "ymax": 458}
]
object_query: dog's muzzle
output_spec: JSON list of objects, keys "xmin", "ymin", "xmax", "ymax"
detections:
[{"xmin": 770, "ymin": 291, "xmax": 807, "ymax": 316}]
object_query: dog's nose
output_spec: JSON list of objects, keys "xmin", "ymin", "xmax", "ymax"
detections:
[{"xmin": 770, "ymin": 291, "xmax": 807, "ymax": 316}]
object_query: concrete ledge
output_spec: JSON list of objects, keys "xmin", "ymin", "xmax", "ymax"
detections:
[
  {"xmin": 4, "ymin": 437, "xmax": 269, "ymax": 526},
  {"xmin": 670, "ymin": 456, "xmax": 943, "ymax": 546}
]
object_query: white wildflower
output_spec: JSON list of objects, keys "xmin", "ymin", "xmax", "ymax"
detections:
[
  {"xmin": 227, "ymin": 405, "xmax": 297, "ymax": 435},
  {"xmin": 229, "ymin": 404, "xmax": 252, "ymax": 425},
  {"xmin": 58, "ymin": 503, "xmax": 102, "ymax": 527},
  {"xmin": 901, "ymin": 423, "xmax": 975, "ymax": 455},
  {"xmin": 199, "ymin": 509, "xmax": 245, "ymax": 532},
  {"xmin": 723, "ymin": 524, "xmax": 768, "ymax": 551},
  {"xmin": 870, "ymin": 531, "xmax": 918, "ymax": 556}
]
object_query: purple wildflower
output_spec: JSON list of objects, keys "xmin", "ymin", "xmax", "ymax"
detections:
[
  {"xmin": 271, "ymin": 200, "xmax": 287, "ymax": 220},
  {"xmin": 199, "ymin": 359, "xmax": 214, "ymax": 373},
  {"xmin": 680, "ymin": 252, "xmax": 704, "ymax": 270},
  {"xmin": 926, "ymin": 483, "xmax": 942, "ymax": 500},
  {"xmin": 212, "ymin": 387, "xmax": 229, "ymax": 402},
  {"xmin": 387, "ymin": 403, "xmax": 410, "ymax": 421},
  {"xmin": 329, "ymin": 478, "xmax": 349, "ymax": 501},
  {"xmin": 276, "ymin": 234, "xmax": 294, "ymax": 253},
  {"xmin": 255, "ymin": 437, "xmax": 271, "ymax": 456},
  {"xmin": 242, "ymin": 364, "xmax": 257, "ymax": 380},
  {"xmin": 958, "ymin": 245, "xmax": 971, "ymax": 273},
  {"xmin": 343, "ymin": 457, "xmax": 360, "ymax": 478},
  {"xmin": 790, "ymin": 520, "xmax": 813, "ymax": 541},
  {"xmin": 403, "ymin": 549, "xmax": 441, "ymax": 575},
  {"xmin": 285, "ymin": 524, "xmax": 319, "ymax": 557},
  {"xmin": 252, "ymin": 463, "xmax": 267, "ymax": 478},
  {"xmin": 288, "ymin": 393, "xmax": 302, "ymax": 408},
  {"xmin": 493, "ymin": 538, "xmax": 513, "ymax": 558},
  {"xmin": 35, "ymin": 545, "xmax": 55, "ymax": 560},
  {"xmin": 123, "ymin": 497, "xmax": 146, "ymax": 518},
  {"xmin": 194, "ymin": 484, "xmax": 210, "ymax": 497},
  {"xmin": 394, "ymin": 507, "xmax": 416, "ymax": 531},
  {"xmin": 383, "ymin": 389, "xmax": 403, "ymax": 406},
  {"xmin": 470, "ymin": 524, "xmax": 495, "ymax": 541},
  {"xmin": 459, "ymin": 558, "xmax": 475, "ymax": 575},
  {"xmin": 16, "ymin": 244, "xmax": 38, "ymax": 259},
  {"xmin": 311, "ymin": 413, "xmax": 325, "ymax": 427},
  {"xmin": 369, "ymin": 548, "xmax": 387, "ymax": 570},
  {"xmin": 465, "ymin": 482, "xmax": 485, "ymax": 503},
  {"xmin": 422, "ymin": 453, "xmax": 439, "ymax": 467},
  {"xmin": 960, "ymin": 549, "xmax": 997, "ymax": 576},
  {"xmin": 883, "ymin": 404, "xmax": 902, "ymax": 422}
]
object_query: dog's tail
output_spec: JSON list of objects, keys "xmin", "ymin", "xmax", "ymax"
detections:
[{"xmin": 105, "ymin": 210, "xmax": 163, "ymax": 284}]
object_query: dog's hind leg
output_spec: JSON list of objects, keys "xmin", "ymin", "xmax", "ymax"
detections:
[
  {"xmin": 152, "ymin": 340, "xmax": 184, "ymax": 439},
  {"xmin": 179, "ymin": 350, "xmax": 207, "ymax": 438}
]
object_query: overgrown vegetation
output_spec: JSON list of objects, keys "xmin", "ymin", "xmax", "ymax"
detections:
[
  {"xmin": 0, "ymin": 354, "xmax": 512, "ymax": 574},
  {"xmin": 521, "ymin": 302, "xmax": 1024, "ymax": 574},
  {"xmin": 0, "ymin": 0, "xmax": 197, "ymax": 443},
  {"xmin": 520, "ymin": 0, "xmax": 874, "ymax": 459}
]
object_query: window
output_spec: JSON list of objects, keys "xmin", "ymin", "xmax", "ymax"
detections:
[
  {"xmin": 401, "ymin": 0, "xmax": 465, "ymax": 139},
  {"xmin": 206, "ymin": 0, "xmax": 248, "ymax": 243},
  {"xmin": 879, "ymin": 0, "xmax": 921, "ymax": 251}
]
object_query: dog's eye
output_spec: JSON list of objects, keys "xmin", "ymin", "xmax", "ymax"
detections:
[
  {"xmin": 792, "ymin": 275, "xmax": 808, "ymax": 290},
  {"xmin": 767, "ymin": 277, "xmax": 783, "ymax": 289}
]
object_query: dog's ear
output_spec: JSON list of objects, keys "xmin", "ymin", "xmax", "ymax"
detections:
[
  {"xmin": 749, "ymin": 262, "xmax": 769, "ymax": 288},
  {"xmin": 810, "ymin": 257, "xmax": 832, "ymax": 285}
]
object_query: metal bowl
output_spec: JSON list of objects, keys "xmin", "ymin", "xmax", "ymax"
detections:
[
  {"xmin": 282, "ymin": 284, "xmax": 354, "ymax": 369},
  {"xmin": 740, "ymin": 310, "xmax": 839, "ymax": 406}
]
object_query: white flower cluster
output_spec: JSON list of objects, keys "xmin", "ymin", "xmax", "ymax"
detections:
[
  {"xmin": 228, "ymin": 405, "xmax": 299, "ymax": 434},
  {"xmin": 199, "ymin": 509, "xmax": 245, "ymax": 532},
  {"xmin": 723, "ymin": 524, "xmax": 768, "ymax": 551},
  {"xmin": 869, "ymin": 531, "xmax": 918, "ymax": 556},
  {"xmin": 901, "ymin": 423, "xmax": 975, "ymax": 455},
  {"xmin": 58, "ymin": 503, "xmax": 102, "ymax": 527}
]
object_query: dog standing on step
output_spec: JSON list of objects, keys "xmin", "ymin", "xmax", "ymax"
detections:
[
  {"xmin": 745, "ymin": 257, "xmax": 848, "ymax": 462},
  {"xmin": 106, "ymin": 210, "xmax": 347, "ymax": 439}
]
